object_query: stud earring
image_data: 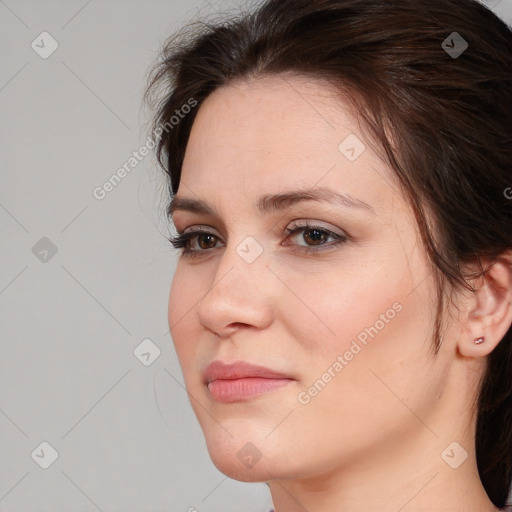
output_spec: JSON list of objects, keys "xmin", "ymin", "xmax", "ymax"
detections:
[{"xmin": 474, "ymin": 336, "xmax": 485, "ymax": 345}]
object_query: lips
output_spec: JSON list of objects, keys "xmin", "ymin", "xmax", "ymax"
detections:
[
  {"xmin": 204, "ymin": 360, "xmax": 291, "ymax": 382},
  {"xmin": 203, "ymin": 360, "xmax": 293, "ymax": 403}
]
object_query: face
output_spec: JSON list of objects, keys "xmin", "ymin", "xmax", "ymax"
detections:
[{"xmin": 168, "ymin": 74, "xmax": 452, "ymax": 483}]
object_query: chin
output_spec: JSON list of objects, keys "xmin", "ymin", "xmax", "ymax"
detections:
[
  {"xmin": 199, "ymin": 421, "xmax": 287, "ymax": 481},
  {"xmin": 204, "ymin": 439, "xmax": 271, "ymax": 482}
]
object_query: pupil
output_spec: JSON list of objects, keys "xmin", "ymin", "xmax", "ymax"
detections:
[
  {"xmin": 199, "ymin": 234, "xmax": 215, "ymax": 249},
  {"xmin": 305, "ymin": 229, "xmax": 325, "ymax": 244}
]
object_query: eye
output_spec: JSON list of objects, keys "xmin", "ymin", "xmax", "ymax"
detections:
[
  {"xmin": 168, "ymin": 229, "xmax": 221, "ymax": 258},
  {"xmin": 283, "ymin": 221, "xmax": 347, "ymax": 254},
  {"xmin": 285, "ymin": 222, "xmax": 345, "ymax": 247},
  {"xmin": 168, "ymin": 221, "xmax": 348, "ymax": 259}
]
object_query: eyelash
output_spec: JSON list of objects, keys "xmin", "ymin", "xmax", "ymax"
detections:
[{"xmin": 168, "ymin": 222, "xmax": 348, "ymax": 259}]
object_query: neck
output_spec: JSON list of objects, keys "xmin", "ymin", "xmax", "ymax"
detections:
[{"xmin": 268, "ymin": 441, "xmax": 496, "ymax": 512}]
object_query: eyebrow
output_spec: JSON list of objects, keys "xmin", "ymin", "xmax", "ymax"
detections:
[{"xmin": 168, "ymin": 186, "xmax": 375, "ymax": 218}]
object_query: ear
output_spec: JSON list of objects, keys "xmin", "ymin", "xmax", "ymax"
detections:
[{"xmin": 458, "ymin": 250, "xmax": 512, "ymax": 357}]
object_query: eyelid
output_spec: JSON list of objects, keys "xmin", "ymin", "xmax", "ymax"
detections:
[
  {"xmin": 286, "ymin": 219, "xmax": 346, "ymax": 237},
  {"xmin": 179, "ymin": 219, "xmax": 346, "ymax": 238},
  {"xmin": 182, "ymin": 225, "xmax": 222, "ymax": 237}
]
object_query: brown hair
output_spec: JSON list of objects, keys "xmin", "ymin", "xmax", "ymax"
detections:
[{"xmin": 144, "ymin": 0, "xmax": 512, "ymax": 505}]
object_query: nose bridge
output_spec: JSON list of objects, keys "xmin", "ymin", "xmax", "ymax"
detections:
[
  {"xmin": 197, "ymin": 235, "xmax": 272, "ymax": 335},
  {"xmin": 213, "ymin": 232, "xmax": 268, "ymax": 291},
  {"xmin": 212, "ymin": 235, "xmax": 268, "ymax": 303}
]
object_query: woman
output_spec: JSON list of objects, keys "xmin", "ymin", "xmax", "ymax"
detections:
[{"xmin": 145, "ymin": 0, "xmax": 512, "ymax": 510}]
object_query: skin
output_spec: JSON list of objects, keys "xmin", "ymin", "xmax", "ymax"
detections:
[{"xmin": 167, "ymin": 73, "xmax": 512, "ymax": 512}]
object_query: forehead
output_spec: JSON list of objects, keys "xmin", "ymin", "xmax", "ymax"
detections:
[
  {"xmin": 185, "ymin": 73, "xmax": 358, "ymax": 160},
  {"xmin": 179, "ymin": 73, "xmax": 400, "ymax": 216}
]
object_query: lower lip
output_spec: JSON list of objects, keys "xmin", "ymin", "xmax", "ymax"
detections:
[{"xmin": 207, "ymin": 377, "xmax": 292, "ymax": 403}]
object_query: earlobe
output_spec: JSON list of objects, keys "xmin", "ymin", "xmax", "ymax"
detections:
[{"xmin": 459, "ymin": 252, "xmax": 512, "ymax": 358}]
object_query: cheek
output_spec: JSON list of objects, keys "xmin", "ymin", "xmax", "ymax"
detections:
[
  {"xmin": 283, "ymin": 245, "xmax": 436, "ymax": 387},
  {"xmin": 289, "ymin": 255, "xmax": 438, "ymax": 421},
  {"xmin": 281, "ymin": 279, "xmax": 438, "ymax": 470},
  {"xmin": 278, "ymin": 252, "xmax": 408, "ymax": 349}
]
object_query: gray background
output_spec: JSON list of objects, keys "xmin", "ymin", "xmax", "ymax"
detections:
[{"xmin": 1, "ymin": 0, "xmax": 511, "ymax": 510}]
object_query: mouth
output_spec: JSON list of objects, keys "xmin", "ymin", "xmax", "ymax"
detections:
[{"xmin": 203, "ymin": 360, "xmax": 294, "ymax": 404}]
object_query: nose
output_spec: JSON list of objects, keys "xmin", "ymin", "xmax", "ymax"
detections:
[{"xmin": 197, "ymin": 239, "xmax": 274, "ymax": 339}]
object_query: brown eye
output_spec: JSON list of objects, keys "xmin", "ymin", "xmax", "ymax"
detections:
[
  {"xmin": 283, "ymin": 222, "xmax": 348, "ymax": 254},
  {"xmin": 302, "ymin": 228, "xmax": 329, "ymax": 245},
  {"xmin": 168, "ymin": 229, "xmax": 222, "ymax": 258},
  {"xmin": 197, "ymin": 233, "xmax": 218, "ymax": 250}
]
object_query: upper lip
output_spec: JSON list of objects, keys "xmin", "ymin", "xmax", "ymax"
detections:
[{"xmin": 203, "ymin": 360, "xmax": 291, "ymax": 384}]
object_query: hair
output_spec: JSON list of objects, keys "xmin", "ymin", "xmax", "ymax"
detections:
[{"xmin": 144, "ymin": 0, "xmax": 512, "ymax": 505}]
